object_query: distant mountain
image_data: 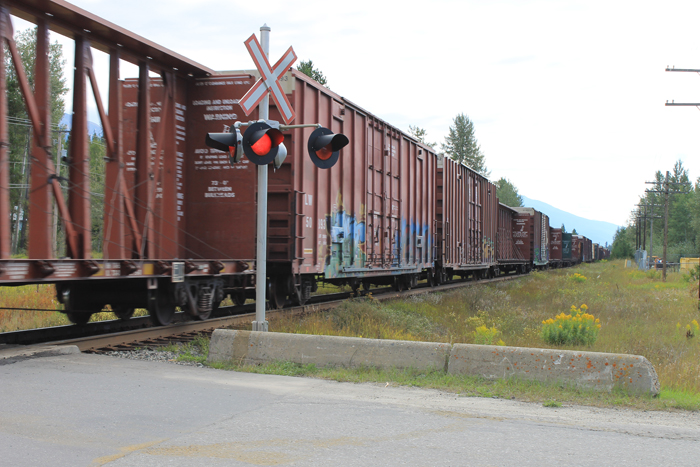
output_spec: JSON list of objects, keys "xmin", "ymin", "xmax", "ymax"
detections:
[
  {"xmin": 60, "ymin": 114, "xmax": 103, "ymax": 137},
  {"xmin": 521, "ymin": 196, "xmax": 620, "ymax": 247}
]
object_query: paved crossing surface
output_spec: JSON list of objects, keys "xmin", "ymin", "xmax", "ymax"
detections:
[{"xmin": 1, "ymin": 350, "xmax": 698, "ymax": 466}]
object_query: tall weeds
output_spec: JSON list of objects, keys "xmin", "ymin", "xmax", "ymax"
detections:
[{"xmin": 0, "ymin": 285, "xmax": 68, "ymax": 332}]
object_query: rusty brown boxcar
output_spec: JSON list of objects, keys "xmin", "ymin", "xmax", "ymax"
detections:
[
  {"xmin": 435, "ymin": 157, "xmax": 498, "ymax": 281},
  {"xmin": 512, "ymin": 207, "xmax": 550, "ymax": 270},
  {"xmin": 549, "ymin": 227, "xmax": 563, "ymax": 268},
  {"xmin": 583, "ymin": 237, "xmax": 593, "ymax": 263},
  {"xmin": 496, "ymin": 203, "xmax": 528, "ymax": 274},
  {"xmin": 184, "ymin": 70, "xmax": 438, "ymax": 306},
  {"xmin": 571, "ymin": 235, "xmax": 582, "ymax": 264}
]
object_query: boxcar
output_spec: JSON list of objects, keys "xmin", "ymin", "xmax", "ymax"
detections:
[
  {"xmin": 435, "ymin": 157, "xmax": 498, "ymax": 281},
  {"xmin": 584, "ymin": 237, "xmax": 593, "ymax": 263},
  {"xmin": 512, "ymin": 207, "xmax": 550, "ymax": 270},
  {"xmin": 192, "ymin": 70, "xmax": 438, "ymax": 306},
  {"xmin": 497, "ymin": 203, "xmax": 529, "ymax": 274},
  {"xmin": 571, "ymin": 235, "xmax": 582, "ymax": 264},
  {"xmin": 561, "ymin": 232, "xmax": 573, "ymax": 266},
  {"xmin": 549, "ymin": 227, "xmax": 563, "ymax": 268}
]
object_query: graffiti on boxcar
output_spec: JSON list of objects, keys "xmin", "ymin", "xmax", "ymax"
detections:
[
  {"xmin": 482, "ymin": 237, "xmax": 495, "ymax": 262},
  {"xmin": 323, "ymin": 193, "xmax": 367, "ymax": 278}
]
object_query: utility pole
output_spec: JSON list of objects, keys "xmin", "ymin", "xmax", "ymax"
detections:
[
  {"xmin": 666, "ymin": 65, "xmax": 700, "ymax": 306},
  {"xmin": 645, "ymin": 172, "xmax": 690, "ymax": 281},
  {"xmin": 638, "ymin": 191, "xmax": 662, "ymax": 269},
  {"xmin": 641, "ymin": 202, "xmax": 647, "ymax": 251},
  {"xmin": 635, "ymin": 200, "xmax": 661, "ymax": 269},
  {"xmin": 663, "ymin": 172, "xmax": 670, "ymax": 282}
]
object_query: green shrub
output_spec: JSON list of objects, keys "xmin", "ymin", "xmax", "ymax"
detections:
[
  {"xmin": 473, "ymin": 325, "xmax": 505, "ymax": 346},
  {"xmin": 541, "ymin": 304, "xmax": 600, "ymax": 346},
  {"xmin": 570, "ymin": 273, "xmax": 587, "ymax": 283}
]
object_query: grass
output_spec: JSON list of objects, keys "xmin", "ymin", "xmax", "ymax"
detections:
[
  {"xmin": 543, "ymin": 401, "xmax": 562, "ymax": 408},
  {"xmin": 0, "ymin": 284, "xmax": 69, "ymax": 332},
  {"xmin": 160, "ymin": 334, "xmax": 210, "ymax": 365},
  {"xmin": 0, "ymin": 284, "xmax": 147, "ymax": 331},
  {"xmin": 206, "ymin": 359, "xmax": 700, "ymax": 411}
]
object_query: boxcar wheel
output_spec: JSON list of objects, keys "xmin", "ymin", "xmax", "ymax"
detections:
[
  {"xmin": 268, "ymin": 278, "xmax": 287, "ymax": 310},
  {"xmin": 292, "ymin": 287, "xmax": 308, "ymax": 306},
  {"xmin": 148, "ymin": 289, "xmax": 175, "ymax": 326},
  {"xmin": 67, "ymin": 312, "xmax": 92, "ymax": 325},
  {"xmin": 393, "ymin": 276, "xmax": 405, "ymax": 292},
  {"xmin": 232, "ymin": 290, "xmax": 246, "ymax": 306},
  {"xmin": 113, "ymin": 306, "xmax": 135, "ymax": 321},
  {"xmin": 349, "ymin": 279, "xmax": 361, "ymax": 297}
]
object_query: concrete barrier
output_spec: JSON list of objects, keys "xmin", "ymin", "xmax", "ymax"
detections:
[
  {"xmin": 448, "ymin": 344, "xmax": 660, "ymax": 396},
  {"xmin": 208, "ymin": 330, "xmax": 450, "ymax": 371},
  {"xmin": 207, "ymin": 330, "xmax": 660, "ymax": 396}
]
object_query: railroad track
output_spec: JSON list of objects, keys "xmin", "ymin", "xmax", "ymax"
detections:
[{"xmin": 1, "ymin": 274, "xmax": 522, "ymax": 353}]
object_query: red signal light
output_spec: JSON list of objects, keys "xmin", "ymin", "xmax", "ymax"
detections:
[
  {"xmin": 242, "ymin": 121, "xmax": 286, "ymax": 166},
  {"xmin": 307, "ymin": 127, "xmax": 349, "ymax": 169},
  {"xmin": 315, "ymin": 146, "xmax": 333, "ymax": 161},
  {"xmin": 205, "ymin": 128, "xmax": 243, "ymax": 164},
  {"xmin": 251, "ymin": 134, "xmax": 272, "ymax": 155}
]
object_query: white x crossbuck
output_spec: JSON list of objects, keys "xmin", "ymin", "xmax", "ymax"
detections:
[{"xmin": 239, "ymin": 33, "xmax": 297, "ymax": 124}]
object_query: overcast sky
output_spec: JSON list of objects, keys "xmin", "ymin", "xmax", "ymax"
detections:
[{"xmin": 13, "ymin": 0, "xmax": 700, "ymax": 226}]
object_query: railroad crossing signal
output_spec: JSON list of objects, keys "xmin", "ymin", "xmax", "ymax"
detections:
[
  {"xmin": 239, "ymin": 33, "xmax": 297, "ymax": 124},
  {"xmin": 241, "ymin": 120, "xmax": 287, "ymax": 166},
  {"xmin": 205, "ymin": 127, "xmax": 243, "ymax": 164},
  {"xmin": 307, "ymin": 127, "xmax": 349, "ymax": 169}
]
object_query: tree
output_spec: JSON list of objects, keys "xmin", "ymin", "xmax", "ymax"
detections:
[
  {"xmin": 6, "ymin": 27, "xmax": 68, "ymax": 256},
  {"xmin": 495, "ymin": 177, "xmax": 523, "ymax": 207},
  {"xmin": 632, "ymin": 161, "xmax": 698, "ymax": 263},
  {"xmin": 408, "ymin": 125, "xmax": 435, "ymax": 148},
  {"xmin": 561, "ymin": 224, "xmax": 567, "ymax": 233},
  {"xmin": 441, "ymin": 113, "xmax": 488, "ymax": 176},
  {"xmin": 297, "ymin": 60, "xmax": 328, "ymax": 88},
  {"xmin": 610, "ymin": 227, "xmax": 634, "ymax": 259},
  {"xmin": 89, "ymin": 133, "xmax": 106, "ymax": 253},
  {"xmin": 572, "ymin": 228, "xmax": 578, "ymax": 235}
]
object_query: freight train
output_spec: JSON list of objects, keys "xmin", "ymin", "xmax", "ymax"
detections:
[
  {"xmin": 0, "ymin": 65, "xmax": 609, "ymax": 326},
  {"xmin": 0, "ymin": 2, "xmax": 611, "ymax": 326}
]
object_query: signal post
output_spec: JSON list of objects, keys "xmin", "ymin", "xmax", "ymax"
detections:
[{"xmin": 206, "ymin": 25, "xmax": 348, "ymax": 330}]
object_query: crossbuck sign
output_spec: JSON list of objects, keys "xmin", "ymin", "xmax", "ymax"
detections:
[{"xmin": 239, "ymin": 33, "xmax": 297, "ymax": 124}]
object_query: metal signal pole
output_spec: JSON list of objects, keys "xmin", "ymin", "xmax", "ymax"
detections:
[{"xmin": 253, "ymin": 24, "xmax": 271, "ymax": 332}]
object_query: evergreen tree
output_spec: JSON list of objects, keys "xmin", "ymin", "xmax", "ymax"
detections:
[
  {"xmin": 89, "ymin": 133, "xmax": 106, "ymax": 253},
  {"xmin": 297, "ymin": 60, "xmax": 328, "ymax": 88},
  {"xmin": 6, "ymin": 27, "xmax": 68, "ymax": 255},
  {"xmin": 610, "ymin": 227, "xmax": 634, "ymax": 259},
  {"xmin": 495, "ymin": 177, "xmax": 523, "ymax": 207},
  {"xmin": 441, "ymin": 113, "xmax": 489, "ymax": 176},
  {"xmin": 408, "ymin": 125, "xmax": 435, "ymax": 148}
]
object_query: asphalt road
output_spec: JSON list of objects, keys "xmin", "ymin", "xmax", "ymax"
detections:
[{"xmin": 1, "ymin": 349, "xmax": 699, "ymax": 466}]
